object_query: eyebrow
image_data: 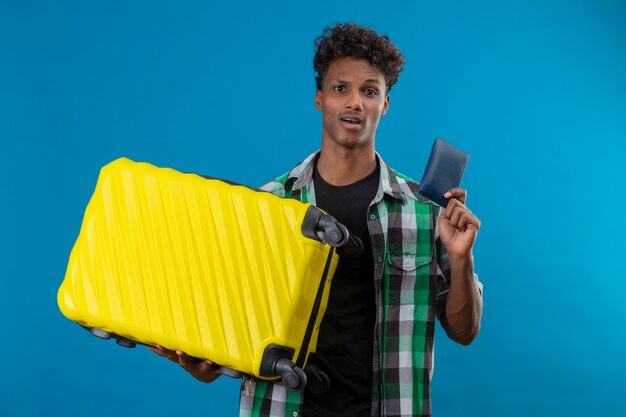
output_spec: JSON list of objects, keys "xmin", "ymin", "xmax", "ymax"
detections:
[{"xmin": 334, "ymin": 78, "xmax": 382, "ymax": 85}]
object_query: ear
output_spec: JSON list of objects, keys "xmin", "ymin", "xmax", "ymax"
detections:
[
  {"xmin": 381, "ymin": 94, "xmax": 390, "ymax": 116},
  {"xmin": 315, "ymin": 89, "xmax": 322, "ymax": 112}
]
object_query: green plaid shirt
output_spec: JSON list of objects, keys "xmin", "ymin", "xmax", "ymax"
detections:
[{"xmin": 239, "ymin": 150, "xmax": 478, "ymax": 417}]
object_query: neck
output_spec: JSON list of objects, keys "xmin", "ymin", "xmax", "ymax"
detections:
[{"xmin": 317, "ymin": 141, "xmax": 377, "ymax": 186}]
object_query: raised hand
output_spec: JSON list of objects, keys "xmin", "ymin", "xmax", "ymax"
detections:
[{"xmin": 437, "ymin": 188, "xmax": 481, "ymax": 258}]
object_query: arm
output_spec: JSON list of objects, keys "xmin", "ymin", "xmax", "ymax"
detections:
[
  {"xmin": 148, "ymin": 345, "xmax": 222, "ymax": 383},
  {"xmin": 437, "ymin": 188, "xmax": 483, "ymax": 345}
]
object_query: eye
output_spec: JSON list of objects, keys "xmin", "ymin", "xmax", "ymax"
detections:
[
  {"xmin": 333, "ymin": 85, "xmax": 346, "ymax": 93},
  {"xmin": 364, "ymin": 88, "xmax": 378, "ymax": 97}
]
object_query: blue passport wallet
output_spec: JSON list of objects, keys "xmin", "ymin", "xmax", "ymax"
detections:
[{"xmin": 418, "ymin": 138, "xmax": 469, "ymax": 208}]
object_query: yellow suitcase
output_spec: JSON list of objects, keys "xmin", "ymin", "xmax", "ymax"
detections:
[{"xmin": 58, "ymin": 158, "xmax": 361, "ymax": 390}]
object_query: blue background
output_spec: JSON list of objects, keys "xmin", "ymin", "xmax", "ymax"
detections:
[{"xmin": 1, "ymin": 0, "xmax": 625, "ymax": 416}]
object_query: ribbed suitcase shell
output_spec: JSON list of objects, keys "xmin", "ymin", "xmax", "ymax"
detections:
[{"xmin": 58, "ymin": 158, "xmax": 338, "ymax": 380}]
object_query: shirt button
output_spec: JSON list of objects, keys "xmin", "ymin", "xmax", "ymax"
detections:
[
  {"xmin": 377, "ymin": 256, "xmax": 383, "ymax": 263},
  {"xmin": 370, "ymin": 214, "xmax": 376, "ymax": 220}
]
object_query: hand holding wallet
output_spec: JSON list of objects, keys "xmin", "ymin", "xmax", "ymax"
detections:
[{"xmin": 418, "ymin": 138, "xmax": 469, "ymax": 208}]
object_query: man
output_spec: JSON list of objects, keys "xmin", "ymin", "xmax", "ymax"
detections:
[{"xmin": 150, "ymin": 22, "xmax": 483, "ymax": 417}]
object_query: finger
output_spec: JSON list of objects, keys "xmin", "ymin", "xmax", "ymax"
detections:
[
  {"xmin": 460, "ymin": 211, "xmax": 481, "ymax": 232},
  {"xmin": 441, "ymin": 198, "xmax": 461, "ymax": 220},
  {"xmin": 457, "ymin": 212, "xmax": 472, "ymax": 231},
  {"xmin": 204, "ymin": 358, "xmax": 215, "ymax": 366},
  {"xmin": 192, "ymin": 360, "xmax": 223, "ymax": 383},
  {"xmin": 176, "ymin": 350, "xmax": 190, "ymax": 368},
  {"xmin": 444, "ymin": 188, "xmax": 467, "ymax": 205},
  {"xmin": 442, "ymin": 198, "xmax": 463, "ymax": 219},
  {"xmin": 160, "ymin": 345, "xmax": 180, "ymax": 361},
  {"xmin": 197, "ymin": 360, "xmax": 210, "ymax": 372},
  {"xmin": 150, "ymin": 345, "xmax": 179, "ymax": 362},
  {"xmin": 147, "ymin": 346, "xmax": 165, "ymax": 357},
  {"xmin": 444, "ymin": 200, "xmax": 474, "ymax": 231},
  {"xmin": 464, "ymin": 212, "xmax": 481, "ymax": 231},
  {"xmin": 450, "ymin": 205, "xmax": 471, "ymax": 229},
  {"xmin": 196, "ymin": 360, "xmax": 216, "ymax": 376},
  {"xmin": 443, "ymin": 196, "xmax": 472, "ymax": 218},
  {"xmin": 156, "ymin": 344, "xmax": 174, "ymax": 353},
  {"xmin": 178, "ymin": 351, "xmax": 201, "ymax": 371}
]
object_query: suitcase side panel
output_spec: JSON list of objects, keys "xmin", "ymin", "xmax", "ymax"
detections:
[{"xmin": 58, "ymin": 158, "xmax": 337, "ymax": 378}]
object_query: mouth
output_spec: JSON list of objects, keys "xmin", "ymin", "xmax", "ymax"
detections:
[{"xmin": 339, "ymin": 115, "xmax": 363, "ymax": 129}]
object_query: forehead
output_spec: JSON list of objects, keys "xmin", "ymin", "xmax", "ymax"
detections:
[{"xmin": 325, "ymin": 57, "xmax": 386, "ymax": 86}]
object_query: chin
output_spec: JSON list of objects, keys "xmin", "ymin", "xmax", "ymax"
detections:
[
  {"xmin": 331, "ymin": 132, "xmax": 368, "ymax": 145},
  {"xmin": 340, "ymin": 137, "xmax": 372, "ymax": 149}
]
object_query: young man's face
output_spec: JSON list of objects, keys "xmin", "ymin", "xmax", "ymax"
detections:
[{"xmin": 315, "ymin": 57, "xmax": 390, "ymax": 150}]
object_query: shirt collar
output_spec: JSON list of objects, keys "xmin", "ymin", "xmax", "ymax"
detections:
[{"xmin": 284, "ymin": 150, "xmax": 420, "ymax": 203}]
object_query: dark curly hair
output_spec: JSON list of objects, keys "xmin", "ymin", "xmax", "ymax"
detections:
[{"xmin": 313, "ymin": 23, "xmax": 405, "ymax": 92}]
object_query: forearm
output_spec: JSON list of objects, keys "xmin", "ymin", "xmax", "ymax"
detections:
[{"xmin": 442, "ymin": 253, "xmax": 483, "ymax": 345}]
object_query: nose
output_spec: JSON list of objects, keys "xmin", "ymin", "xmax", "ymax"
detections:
[{"xmin": 345, "ymin": 90, "xmax": 363, "ymax": 111}]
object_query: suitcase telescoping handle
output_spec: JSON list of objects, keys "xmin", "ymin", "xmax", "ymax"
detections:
[{"xmin": 302, "ymin": 206, "xmax": 364, "ymax": 258}]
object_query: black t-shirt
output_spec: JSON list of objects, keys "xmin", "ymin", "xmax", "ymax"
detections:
[{"xmin": 302, "ymin": 157, "xmax": 379, "ymax": 417}]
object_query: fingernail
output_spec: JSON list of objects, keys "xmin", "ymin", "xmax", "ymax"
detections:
[
  {"xmin": 444, "ymin": 192, "xmax": 451, "ymax": 198},
  {"xmin": 176, "ymin": 350, "xmax": 183, "ymax": 355}
]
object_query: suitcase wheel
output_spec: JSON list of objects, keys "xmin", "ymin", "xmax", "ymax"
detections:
[
  {"xmin": 82, "ymin": 325, "xmax": 137, "ymax": 348},
  {"xmin": 304, "ymin": 363, "xmax": 330, "ymax": 394},
  {"xmin": 275, "ymin": 358, "xmax": 307, "ymax": 391},
  {"xmin": 115, "ymin": 337, "xmax": 137, "ymax": 348},
  {"xmin": 89, "ymin": 327, "xmax": 112, "ymax": 340}
]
